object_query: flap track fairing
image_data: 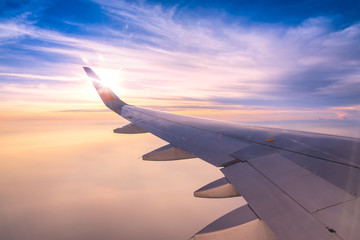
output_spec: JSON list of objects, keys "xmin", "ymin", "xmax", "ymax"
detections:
[
  {"xmin": 113, "ymin": 123, "xmax": 148, "ymax": 134},
  {"xmin": 193, "ymin": 205, "xmax": 277, "ymax": 240},
  {"xmin": 142, "ymin": 144, "xmax": 195, "ymax": 161},
  {"xmin": 194, "ymin": 177, "xmax": 240, "ymax": 198}
]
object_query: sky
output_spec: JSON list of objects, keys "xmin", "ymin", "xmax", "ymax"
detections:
[{"xmin": 0, "ymin": 0, "xmax": 360, "ymax": 239}]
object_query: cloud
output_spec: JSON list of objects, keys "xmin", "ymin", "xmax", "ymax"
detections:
[
  {"xmin": 0, "ymin": 72, "xmax": 81, "ymax": 81},
  {"xmin": 58, "ymin": 109, "xmax": 110, "ymax": 113},
  {"xmin": 0, "ymin": 1, "xmax": 359, "ymax": 121}
]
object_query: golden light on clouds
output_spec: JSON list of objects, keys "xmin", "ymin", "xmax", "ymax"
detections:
[{"xmin": 0, "ymin": 120, "xmax": 243, "ymax": 240}]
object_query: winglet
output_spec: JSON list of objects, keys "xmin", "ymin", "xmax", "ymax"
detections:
[{"xmin": 83, "ymin": 67, "xmax": 127, "ymax": 114}]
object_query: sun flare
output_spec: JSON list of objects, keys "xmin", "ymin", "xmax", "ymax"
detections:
[{"xmin": 93, "ymin": 68, "xmax": 123, "ymax": 94}]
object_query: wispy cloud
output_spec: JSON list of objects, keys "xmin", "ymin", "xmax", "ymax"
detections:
[
  {"xmin": 0, "ymin": 0, "xmax": 359, "ymax": 122},
  {"xmin": 0, "ymin": 72, "xmax": 81, "ymax": 81}
]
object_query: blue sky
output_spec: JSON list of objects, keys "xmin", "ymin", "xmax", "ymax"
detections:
[{"xmin": 0, "ymin": 0, "xmax": 360, "ymax": 121}]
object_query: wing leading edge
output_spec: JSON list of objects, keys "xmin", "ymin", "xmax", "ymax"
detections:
[{"xmin": 84, "ymin": 67, "xmax": 360, "ymax": 240}]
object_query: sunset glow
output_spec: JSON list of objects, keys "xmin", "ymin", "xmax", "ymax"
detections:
[{"xmin": 1, "ymin": 0, "xmax": 360, "ymax": 239}]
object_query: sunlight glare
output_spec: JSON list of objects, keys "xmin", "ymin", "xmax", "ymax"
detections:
[{"xmin": 96, "ymin": 68, "xmax": 124, "ymax": 96}]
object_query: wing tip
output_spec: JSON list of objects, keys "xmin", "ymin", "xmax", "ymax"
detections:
[
  {"xmin": 83, "ymin": 66, "xmax": 100, "ymax": 80},
  {"xmin": 83, "ymin": 66, "xmax": 128, "ymax": 113}
]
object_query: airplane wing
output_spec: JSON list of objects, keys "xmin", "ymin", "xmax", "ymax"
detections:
[{"xmin": 84, "ymin": 67, "xmax": 360, "ymax": 240}]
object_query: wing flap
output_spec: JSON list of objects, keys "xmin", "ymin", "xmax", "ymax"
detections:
[
  {"xmin": 281, "ymin": 150, "xmax": 360, "ymax": 195},
  {"xmin": 249, "ymin": 153, "xmax": 355, "ymax": 213},
  {"xmin": 313, "ymin": 197, "xmax": 360, "ymax": 240},
  {"xmin": 222, "ymin": 162, "xmax": 340, "ymax": 240}
]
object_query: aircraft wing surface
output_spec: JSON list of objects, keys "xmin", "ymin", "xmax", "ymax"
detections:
[{"xmin": 84, "ymin": 67, "xmax": 360, "ymax": 240}]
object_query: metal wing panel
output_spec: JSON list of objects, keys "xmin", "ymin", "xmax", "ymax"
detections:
[
  {"xmin": 121, "ymin": 106, "xmax": 206, "ymax": 148},
  {"xmin": 183, "ymin": 132, "xmax": 250, "ymax": 167},
  {"xmin": 122, "ymin": 105, "xmax": 360, "ymax": 196},
  {"xmin": 121, "ymin": 105, "xmax": 250, "ymax": 167},
  {"xmin": 313, "ymin": 197, "xmax": 360, "ymax": 240},
  {"xmin": 122, "ymin": 106, "xmax": 360, "ymax": 169},
  {"xmin": 231, "ymin": 144, "xmax": 278, "ymax": 161},
  {"xmin": 223, "ymin": 126, "xmax": 360, "ymax": 169},
  {"xmin": 121, "ymin": 105, "xmax": 360, "ymax": 195},
  {"xmin": 221, "ymin": 162, "xmax": 340, "ymax": 240},
  {"xmin": 281, "ymin": 151, "xmax": 360, "ymax": 195},
  {"xmin": 248, "ymin": 153, "xmax": 355, "ymax": 213},
  {"xmin": 271, "ymin": 132, "xmax": 360, "ymax": 168}
]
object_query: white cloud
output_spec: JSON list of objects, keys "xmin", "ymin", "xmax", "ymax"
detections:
[{"xmin": 0, "ymin": 1, "xmax": 359, "ymax": 119}]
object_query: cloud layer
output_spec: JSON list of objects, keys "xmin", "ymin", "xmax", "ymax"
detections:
[{"xmin": 0, "ymin": 0, "xmax": 360, "ymax": 121}]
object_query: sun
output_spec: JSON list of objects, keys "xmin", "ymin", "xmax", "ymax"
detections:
[{"xmin": 94, "ymin": 68, "xmax": 123, "ymax": 95}]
